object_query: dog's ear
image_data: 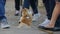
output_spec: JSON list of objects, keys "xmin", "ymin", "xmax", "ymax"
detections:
[
  {"xmin": 22, "ymin": 8, "xmax": 27, "ymax": 14},
  {"xmin": 22, "ymin": 8, "xmax": 27, "ymax": 12},
  {"xmin": 21, "ymin": 9, "xmax": 25, "ymax": 16}
]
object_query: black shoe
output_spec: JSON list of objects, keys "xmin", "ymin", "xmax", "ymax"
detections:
[
  {"xmin": 3, "ymin": 27, "xmax": 10, "ymax": 29},
  {"xmin": 38, "ymin": 26, "xmax": 60, "ymax": 31},
  {"xmin": 53, "ymin": 27, "xmax": 60, "ymax": 31}
]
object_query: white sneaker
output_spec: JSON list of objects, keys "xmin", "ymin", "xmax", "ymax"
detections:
[
  {"xmin": 32, "ymin": 13, "xmax": 41, "ymax": 21},
  {"xmin": 1, "ymin": 18, "xmax": 10, "ymax": 29},
  {"xmin": 39, "ymin": 18, "xmax": 50, "ymax": 26},
  {"xmin": 15, "ymin": 10, "xmax": 19, "ymax": 14},
  {"xmin": 1, "ymin": 23, "xmax": 10, "ymax": 29},
  {"xmin": 15, "ymin": 10, "xmax": 19, "ymax": 16}
]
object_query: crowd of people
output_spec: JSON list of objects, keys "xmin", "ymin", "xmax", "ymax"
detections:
[{"xmin": 0, "ymin": 0, "xmax": 60, "ymax": 31}]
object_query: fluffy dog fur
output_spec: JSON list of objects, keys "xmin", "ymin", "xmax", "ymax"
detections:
[{"xmin": 18, "ymin": 8, "xmax": 32, "ymax": 28}]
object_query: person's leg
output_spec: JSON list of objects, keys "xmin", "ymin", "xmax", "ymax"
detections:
[
  {"xmin": 35, "ymin": 0, "xmax": 38, "ymax": 6},
  {"xmin": 4, "ymin": 0, "xmax": 6, "ymax": 5},
  {"xmin": 39, "ymin": 0, "xmax": 50, "ymax": 26},
  {"xmin": 30, "ymin": 0, "xmax": 41, "ymax": 21},
  {"xmin": 39, "ymin": 1, "xmax": 60, "ymax": 29},
  {"xmin": 38, "ymin": 1, "xmax": 60, "ymax": 31},
  {"xmin": 43, "ymin": 0, "xmax": 55, "ymax": 20},
  {"xmin": 23, "ymin": 0, "xmax": 40, "ymax": 21},
  {"xmin": 23, "ymin": 0, "xmax": 30, "ymax": 9},
  {"xmin": 47, "ymin": 0, "xmax": 55, "ymax": 20},
  {"xmin": 15, "ymin": 0, "xmax": 20, "ymax": 16},
  {"xmin": 23, "ymin": 0, "xmax": 38, "ymax": 14},
  {"xmin": 45, "ymin": 1, "xmax": 60, "ymax": 28},
  {"xmin": 0, "ymin": 0, "xmax": 10, "ymax": 29},
  {"xmin": 20, "ymin": 0, "xmax": 22, "ymax": 6},
  {"xmin": 38, "ymin": 0, "xmax": 55, "ymax": 26},
  {"xmin": 21, "ymin": 0, "xmax": 30, "ymax": 16},
  {"xmin": 30, "ymin": 0, "xmax": 38, "ymax": 14}
]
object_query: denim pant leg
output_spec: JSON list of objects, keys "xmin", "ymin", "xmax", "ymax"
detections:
[
  {"xmin": 23, "ymin": 0, "xmax": 30, "ymax": 9},
  {"xmin": 0, "ymin": 0, "xmax": 7, "ymax": 21},
  {"xmin": 23, "ymin": 0, "xmax": 38, "ymax": 14},
  {"xmin": 0, "ymin": 0, "xmax": 5, "ymax": 16},
  {"xmin": 30, "ymin": 0, "xmax": 38, "ymax": 14}
]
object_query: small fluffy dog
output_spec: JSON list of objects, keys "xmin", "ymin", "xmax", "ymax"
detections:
[{"xmin": 18, "ymin": 8, "xmax": 32, "ymax": 28}]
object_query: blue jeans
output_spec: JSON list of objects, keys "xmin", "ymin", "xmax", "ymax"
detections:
[
  {"xmin": 0, "ymin": 0, "xmax": 6, "ymax": 20},
  {"xmin": 23, "ymin": 0, "xmax": 38, "ymax": 14}
]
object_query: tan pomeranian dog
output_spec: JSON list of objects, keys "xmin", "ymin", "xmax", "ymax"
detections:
[{"xmin": 18, "ymin": 8, "xmax": 32, "ymax": 28}]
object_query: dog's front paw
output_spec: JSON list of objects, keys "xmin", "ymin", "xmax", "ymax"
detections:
[{"xmin": 19, "ymin": 21, "xmax": 21, "ymax": 24}]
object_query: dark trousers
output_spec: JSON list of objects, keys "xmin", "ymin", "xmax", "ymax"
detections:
[
  {"xmin": 43, "ymin": 0, "xmax": 55, "ymax": 20},
  {"xmin": 20, "ymin": 0, "xmax": 22, "ymax": 6},
  {"xmin": 43, "ymin": 0, "xmax": 60, "ymax": 27},
  {"xmin": 35, "ymin": 0, "xmax": 38, "ymax": 6},
  {"xmin": 23, "ymin": 0, "xmax": 38, "ymax": 14},
  {"xmin": 15, "ymin": 0, "xmax": 20, "ymax": 11}
]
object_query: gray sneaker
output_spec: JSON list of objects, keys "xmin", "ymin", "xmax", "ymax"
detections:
[
  {"xmin": 38, "ymin": 18, "xmax": 50, "ymax": 26},
  {"xmin": 32, "ymin": 13, "xmax": 41, "ymax": 21},
  {"xmin": 1, "ymin": 18, "xmax": 10, "ymax": 29},
  {"xmin": 15, "ymin": 10, "xmax": 19, "ymax": 16}
]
